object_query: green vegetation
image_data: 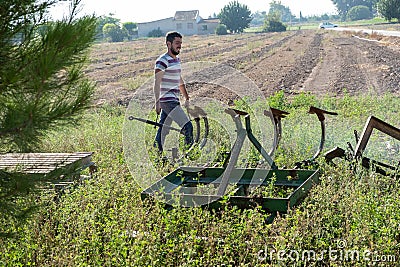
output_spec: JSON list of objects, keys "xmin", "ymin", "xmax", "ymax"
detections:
[
  {"xmin": 248, "ymin": 0, "xmax": 399, "ymax": 33},
  {"xmin": 148, "ymin": 27, "xmax": 164, "ymax": 38},
  {"xmin": 338, "ymin": 16, "xmax": 387, "ymax": 26},
  {"xmin": 332, "ymin": 0, "xmax": 378, "ymax": 20},
  {"xmin": 263, "ymin": 12, "xmax": 287, "ymax": 32},
  {"xmin": 97, "ymin": 15, "xmax": 138, "ymax": 42},
  {"xmin": 267, "ymin": 0, "xmax": 295, "ymax": 23},
  {"xmin": 0, "ymin": 0, "xmax": 97, "ymax": 152},
  {"xmin": 265, "ymin": 17, "xmax": 396, "ymax": 32},
  {"xmin": 103, "ymin": 23, "xmax": 125, "ymax": 42},
  {"xmin": 218, "ymin": 1, "xmax": 252, "ymax": 33},
  {"xmin": 1, "ymin": 91, "xmax": 399, "ymax": 265},
  {"xmin": 215, "ymin": 24, "xmax": 228, "ymax": 35},
  {"xmin": 378, "ymin": 0, "xmax": 400, "ymax": 22},
  {"xmin": 347, "ymin": 5, "xmax": 373, "ymax": 21}
]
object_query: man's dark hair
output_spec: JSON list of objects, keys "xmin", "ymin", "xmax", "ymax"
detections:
[{"xmin": 166, "ymin": 31, "xmax": 182, "ymax": 43}]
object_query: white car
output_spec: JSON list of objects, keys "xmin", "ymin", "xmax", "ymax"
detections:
[{"xmin": 319, "ymin": 22, "xmax": 338, "ymax": 29}]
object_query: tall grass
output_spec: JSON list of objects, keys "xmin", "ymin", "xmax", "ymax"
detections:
[{"xmin": 0, "ymin": 92, "xmax": 399, "ymax": 266}]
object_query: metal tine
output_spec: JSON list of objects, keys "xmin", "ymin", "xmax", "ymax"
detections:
[
  {"xmin": 347, "ymin": 142, "xmax": 355, "ymax": 154},
  {"xmin": 216, "ymin": 108, "xmax": 279, "ymax": 196},
  {"xmin": 295, "ymin": 106, "xmax": 338, "ymax": 168},
  {"xmin": 179, "ymin": 106, "xmax": 210, "ymax": 162},
  {"xmin": 128, "ymin": 115, "xmax": 182, "ymax": 132},
  {"xmin": 352, "ymin": 116, "xmax": 400, "ymax": 177},
  {"xmin": 307, "ymin": 106, "xmax": 338, "ymax": 161},
  {"xmin": 128, "ymin": 105, "xmax": 210, "ymax": 163},
  {"xmin": 354, "ymin": 129, "xmax": 359, "ymax": 143},
  {"xmin": 324, "ymin": 115, "xmax": 400, "ymax": 178},
  {"xmin": 264, "ymin": 108, "xmax": 290, "ymax": 157}
]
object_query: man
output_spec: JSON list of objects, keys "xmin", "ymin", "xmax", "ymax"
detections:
[{"xmin": 153, "ymin": 31, "xmax": 193, "ymax": 153}]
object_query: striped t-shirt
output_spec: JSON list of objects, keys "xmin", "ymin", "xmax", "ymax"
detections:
[{"xmin": 155, "ymin": 53, "xmax": 181, "ymax": 103}]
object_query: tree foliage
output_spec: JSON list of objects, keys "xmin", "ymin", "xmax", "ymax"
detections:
[
  {"xmin": 0, "ymin": 0, "xmax": 97, "ymax": 232},
  {"xmin": 347, "ymin": 5, "xmax": 373, "ymax": 20},
  {"xmin": 218, "ymin": 1, "xmax": 252, "ymax": 33},
  {"xmin": 268, "ymin": 0, "xmax": 295, "ymax": 22},
  {"xmin": 0, "ymin": 0, "xmax": 97, "ymax": 152},
  {"xmin": 96, "ymin": 14, "xmax": 120, "ymax": 40},
  {"xmin": 123, "ymin": 22, "xmax": 138, "ymax": 40},
  {"xmin": 147, "ymin": 27, "xmax": 163, "ymax": 37},
  {"xmin": 97, "ymin": 15, "xmax": 138, "ymax": 42},
  {"xmin": 377, "ymin": 0, "xmax": 400, "ymax": 21},
  {"xmin": 97, "ymin": 18, "xmax": 137, "ymax": 42},
  {"xmin": 215, "ymin": 24, "xmax": 228, "ymax": 35},
  {"xmin": 250, "ymin": 11, "xmax": 267, "ymax": 26},
  {"xmin": 263, "ymin": 12, "xmax": 287, "ymax": 32},
  {"xmin": 331, "ymin": 0, "xmax": 379, "ymax": 19},
  {"xmin": 103, "ymin": 23, "xmax": 125, "ymax": 42}
]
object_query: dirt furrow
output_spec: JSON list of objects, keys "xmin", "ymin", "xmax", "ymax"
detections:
[
  {"xmin": 332, "ymin": 37, "xmax": 368, "ymax": 94},
  {"xmin": 275, "ymin": 32, "xmax": 324, "ymax": 92},
  {"xmin": 242, "ymin": 31, "xmax": 319, "ymax": 96},
  {"xmin": 357, "ymin": 38, "xmax": 400, "ymax": 94}
]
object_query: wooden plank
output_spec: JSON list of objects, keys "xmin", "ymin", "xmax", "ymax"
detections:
[{"xmin": 0, "ymin": 152, "xmax": 94, "ymax": 177}]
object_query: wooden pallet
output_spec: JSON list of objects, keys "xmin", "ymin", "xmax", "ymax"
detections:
[{"xmin": 0, "ymin": 152, "xmax": 95, "ymax": 181}]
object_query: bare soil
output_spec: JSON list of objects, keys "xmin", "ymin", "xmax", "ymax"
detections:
[{"xmin": 85, "ymin": 29, "xmax": 400, "ymax": 106}]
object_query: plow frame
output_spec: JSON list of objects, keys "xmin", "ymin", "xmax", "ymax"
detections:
[
  {"xmin": 141, "ymin": 167, "xmax": 319, "ymax": 213},
  {"xmin": 141, "ymin": 108, "xmax": 321, "ymax": 214},
  {"xmin": 325, "ymin": 115, "xmax": 400, "ymax": 177}
]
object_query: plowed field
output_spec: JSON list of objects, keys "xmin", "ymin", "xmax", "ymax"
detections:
[{"xmin": 86, "ymin": 29, "xmax": 400, "ymax": 106}]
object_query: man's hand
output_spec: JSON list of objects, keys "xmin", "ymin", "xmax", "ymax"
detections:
[
  {"xmin": 155, "ymin": 101, "xmax": 161, "ymax": 114},
  {"xmin": 183, "ymin": 98, "xmax": 190, "ymax": 108}
]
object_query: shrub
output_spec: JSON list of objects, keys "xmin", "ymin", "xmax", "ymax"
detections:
[
  {"xmin": 265, "ymin": 20, "xmax": 286, "ymax": 32},
  {"xmin": 148, "ymin": 27, "xmax": 163, "ymax": 38},
  {"xmin": 263, "ymin": 12, "xmax": 286, "ymax": 32},
  {"xmin": 215, "ymin": 24, "xmax": 228, "ymax": 35},
  {"xmin": 103, "ymin": 23, "xmax": 125, "ymax": 42},
  {"xmin": 347, "ymin": 5, "xmax": 372, "ymax": 21}
]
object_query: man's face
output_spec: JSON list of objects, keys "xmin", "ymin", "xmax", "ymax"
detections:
[{"xmin": 168, "ymin": 37, "xmax": 182, "ymax": 55}]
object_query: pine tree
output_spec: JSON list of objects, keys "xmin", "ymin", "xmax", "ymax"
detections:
[
  {"xmin": 0, "ymin": 0, "xmax": 97, "ymax": 233},
  {"xmin": 0, "ymin": 0, "xmax": 97, "ymax": 152}
]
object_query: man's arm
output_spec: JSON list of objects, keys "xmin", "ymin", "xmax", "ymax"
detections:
[
  {"xmin": 179, "ymin": 75, "xmax": 190, "ymax": 107},
  {"xmin": 154, "ymin": 69, "xmax": 163, "ymax": 114}
]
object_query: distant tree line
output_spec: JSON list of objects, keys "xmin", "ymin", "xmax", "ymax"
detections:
[
  {"xmin": 331, "ymin": 0, "xmax": 400, "ymax": 21},
  {"xmin": 95, "ymin": 0, "xmax": 400, "ymax": 41},
  {"xmin": 216, "ymin": 1, "xmax": 286, "ymax": 34},
  {"xmin": 96, "ymin": 14, "xmax": 138, "ymax": 42}
]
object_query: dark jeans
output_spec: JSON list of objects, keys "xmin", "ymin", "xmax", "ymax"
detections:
[{"xmin": 154, "ymin": 101, "xmax": 193, "ymax": 152}]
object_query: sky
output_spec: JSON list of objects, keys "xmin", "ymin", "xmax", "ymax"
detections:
[{"xmin": 51, "ymin": 0, "xmax": 337, "ymax": 23}]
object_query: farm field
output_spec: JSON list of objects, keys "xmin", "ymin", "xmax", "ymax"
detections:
[
  {"xmin": 1, "ymin": 28, "xmax": 400, "ymax": 266},
  {"xmin": 87, "ymin": 29, "xmax": 400, "ymax": 106}
]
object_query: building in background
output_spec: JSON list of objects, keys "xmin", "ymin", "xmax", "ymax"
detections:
[{"xmin": 137, "ymin": 10, "xmax": 220, "ymax": 38}]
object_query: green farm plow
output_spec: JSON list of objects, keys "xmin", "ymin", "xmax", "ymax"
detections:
[
  {"xmin": 139, "ymin": 107, "xmax": 337, "ymax": 216},
  {"xmin": 128, "ymin": 104, "xmax": 399, "ymax": 219}
]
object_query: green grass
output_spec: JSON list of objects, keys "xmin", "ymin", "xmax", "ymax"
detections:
[{"xmin": 1, "ymin": 92, "xmax": 399, "ymax": 266}]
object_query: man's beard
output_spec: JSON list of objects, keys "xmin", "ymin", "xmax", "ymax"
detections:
[{"xmin": 171, "ymin": 47, "xmax": 180, "ymax": 55}]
